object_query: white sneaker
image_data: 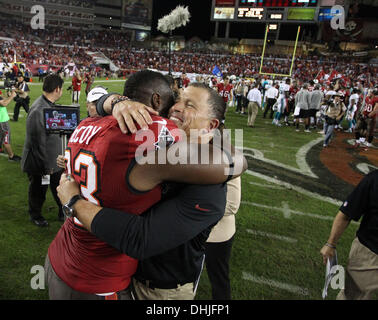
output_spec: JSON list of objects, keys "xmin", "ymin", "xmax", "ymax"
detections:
[{"xmin": 304, "ymin": 129, "xmax": 311, "ymax": 133}]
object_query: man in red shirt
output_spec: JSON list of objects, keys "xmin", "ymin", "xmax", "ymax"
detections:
[
  {"xmin": 84, "ymin": 71, "xmax": 93, "ymax": 96},
  {"xmin": 353, "ymin": 90, "xmax": 378, "ymax": 149},
  {"xmin": 71, "ymin": 69, "xmax": 82, "ymax": 105},
  {"xmin": 217, "ymin": 77, "xmax": 233, "ymax": 104},
  {"xmin": 181, "ymin": 72, "xmax": 190, "ymax": 88}
]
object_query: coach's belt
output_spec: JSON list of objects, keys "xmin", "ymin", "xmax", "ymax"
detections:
[{"xmin": 135, "ymin": 277, "xmax": 190, "ymax": 290}]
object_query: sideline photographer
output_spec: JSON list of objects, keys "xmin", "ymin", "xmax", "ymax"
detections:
[
  {"xmin": 21, "ymin": 74, "xmax": 65, "ymax": 227},
  {"xmin": 12, "ymin": 72, "xmax": 30, "ymax": 122}
]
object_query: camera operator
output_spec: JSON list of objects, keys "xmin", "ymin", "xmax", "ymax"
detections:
[
  {"xmin": 21, "ymin": 74, "xmax": 65, "ymax": 227},
  {"xmin": 0, "ymin": 89, "xmax": 21, "ymax": 162},
  {"xmin": 12, "ymin": 72, "xmax": 30, "ymax": 122}
]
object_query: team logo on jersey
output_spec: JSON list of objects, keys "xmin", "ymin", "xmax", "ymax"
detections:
[{"xmin": 154, "ymin": 123, "xmax": 175, "ymax": 150}]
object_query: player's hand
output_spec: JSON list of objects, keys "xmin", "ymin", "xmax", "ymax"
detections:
[
  {"xmin": 320, "ymin": 245, "xmax": 336, "ymax": 265},
  {"xmin": 56, "ymin": 155, "xmax": 66, "ymax": 169},
  {"xmin": 57, "ymin": 173, "xmax": 80, "ymax": 205},
  {"xmin": 112, "ymin": 100, "xmax": 159, "ymax": 134},
  {"xmin": 10, "ymin": 90, "xmax": 17, "ymax": 98}
]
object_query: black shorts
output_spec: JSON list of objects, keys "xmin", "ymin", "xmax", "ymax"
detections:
[
  {"xmin": 309, "ymin": 109, "xmax": 317, "ymax": 118},
  {"xmin": 299, "ymin": 109, "xmax": 310, "ymax": 118}
]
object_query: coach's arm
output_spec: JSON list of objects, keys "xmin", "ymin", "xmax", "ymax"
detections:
[
  {"xmin": 129, "ymin": 142, "xmax": 247, "ymax": 192},
  {"xmin": 57, "ymin": 175, "xmax": 225, "ymax": 260}
]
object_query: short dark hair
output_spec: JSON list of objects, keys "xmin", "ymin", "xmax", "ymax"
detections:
[
  {"xmin": 188, "ymin": 82, "xmax": 226, "ymax": 123},
  {"xmin": 43, "ymin": 74, "xmax": 64, "ymax": 93},
  {"xmin": 123, "ymin": 70, "xmax": 174, "ymax": 116}
]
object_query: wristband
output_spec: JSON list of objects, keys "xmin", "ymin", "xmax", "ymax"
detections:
[
  {"xmin": 325, "ymin": 242, "xmax": 336, "ymax": 249},
  {"xmin": 95, "ymin": 93, "xmax": 119, "ymax": 117},
  {"xmin": 111, "ymin": 96, "xmax": 130, "ymax": 114}
]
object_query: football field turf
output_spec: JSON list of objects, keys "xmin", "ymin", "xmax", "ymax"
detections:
[{"xmin": 0, "ymin": 78, "xmax": 373, "ymax": 300}]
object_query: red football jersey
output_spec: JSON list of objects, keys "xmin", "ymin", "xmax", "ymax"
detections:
[
  {"xmin": 47, "ymin": 118, "xmax": 65, "ymax": 129},
  {"xmin": 363, "ymin": 96, "xmax": 378, "ymax": 117},
  {"xmin": 72, "ymin": 76, "xmax": 81, "ymax": 91},
  {"xmin": 217, "ymin": 83, "xmax": 233, "ymax": 103},
  {"xmin": 48, "ymin": 115, "xmax": 179, "ymax": 294}
]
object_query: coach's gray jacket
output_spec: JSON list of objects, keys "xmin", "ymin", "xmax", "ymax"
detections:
[
  {"xmin": 310, "ymin": 90, "xmax": 324, "ymax": 110},
  {"xmin": 21, "ymin": 95, "xmax": 61, "ymax": 175},
  {"xmin": 295, "ymin": 89, "xmax": 311, "ymax": 110}
]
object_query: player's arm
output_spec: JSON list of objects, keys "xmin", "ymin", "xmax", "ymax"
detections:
[
  {"xmin": 0, "ymin": 91, "xmax": 16, "ymax": 106},
  {"xmin": 128, "ymin": 142, "xmax": 247, "ymax": 192},
  {"xmin": 57, "ymin": 175, "xmax": 225, "ymax": 259}
]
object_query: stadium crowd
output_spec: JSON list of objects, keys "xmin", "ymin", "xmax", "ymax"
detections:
[{"xmin": 1, "ymin": 18, "xmax": 377, "ymax": 85}]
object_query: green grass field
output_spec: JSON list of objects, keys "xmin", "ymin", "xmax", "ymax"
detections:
[{"xmin": 0, "ymin": 78, "xmax": 365, "ymax": 300}]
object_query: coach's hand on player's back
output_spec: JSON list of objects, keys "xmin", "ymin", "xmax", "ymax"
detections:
[
  {"xmin": 57, "ymin": 173, "xmax": 80, "ymax": 205},
  {"xmin": 112, "ymin": 100, "xmax": 158, "ymax": 134}
]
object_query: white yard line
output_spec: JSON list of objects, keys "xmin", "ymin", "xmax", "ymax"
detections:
[
  {"xmin": 245, "ymin": 170, "xmax": 343, "ymax": 206},
  {"xmin": 241, "ymin": 200, "xmax": 358, "ymax": 225},
  {"xmin": 241, "ymin": 200, "xmax": 335, "ymax": 221},
  {"xmin": 242, "ymin": 272, "xmax": 310, "ymax": 296},
  {"xmin": 246, "ymin": 229, "xmax": 298, "ymax": 243},
  {"xmin": 248, "ymin": 182, "xmax": 286, "ymax": 190}
]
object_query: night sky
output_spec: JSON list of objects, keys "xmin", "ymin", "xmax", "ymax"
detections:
[
  {"xmin": 151, "ymin": 0, "xmax": 315, "ymax": 41},
  {"xmin": 151, "ymin": 1, "xmax": 377, "ymax": 42},
  {"xmin": 152, "ymin": 0, "xmax": 214, "ymax": 40}
]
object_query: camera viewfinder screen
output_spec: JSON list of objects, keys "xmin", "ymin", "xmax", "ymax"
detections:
[{"xmin": 44, "ymin": 107, "xmax": 79, "ymax": 133}]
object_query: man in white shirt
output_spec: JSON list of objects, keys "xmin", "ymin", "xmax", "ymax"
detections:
[
  {"xmin": 263, "ymin": 83, "xmax": 279, "ymax": 119},
  {"xmin": 247, "ymin": 83, "xmax": 262, "ymax": 128}
]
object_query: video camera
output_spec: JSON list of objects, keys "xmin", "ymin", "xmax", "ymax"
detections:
[
  {"xmin": 0, "ymin": 72, "xmax": 17, "ymax": 91},
  {"xmin": 43, "ymin": 106, "xmax": 80, "ymax": 135}
]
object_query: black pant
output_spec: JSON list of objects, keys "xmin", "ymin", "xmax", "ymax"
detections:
[
  {"xmin": 263, "ymin": 98, "xmax": 276, "ymax": 118},
  {"xmin": 27, "ymin": 170, "xmax": 63, "ymax": 220},
  {"xmin": 205, "ymin": 236, "xmax": 234, "ymax": 300},
  {"xmin": 236, "ymin": 95, "xmax": 243, "ymax": 112},
  {"xmin": 13, "ymin": 97, "xmax": 30, "ymax": 121}
]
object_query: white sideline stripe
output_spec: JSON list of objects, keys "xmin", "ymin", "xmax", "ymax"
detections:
[
  {"xmin": 245, "ymin": 170, "xmax": 343, "ymax": 206},
  {"xmin": 296, "ymin": 137, "xmax": 323, "ymax": 178},
  {"xmin": 241, "ymin": 200, "xmax": 335, "ymax": 221},
  {"xmin": 241, "ymin": 147, "xmax": 316, "ymax": 179},
  {"xmin": 246, "ymin": 229, "xmax": 297, "ymax": 243},
  {"xmin": 248, "ymin": 182, "xmax": 286, "ymax": 190},
  {"xmin": 238, "ymin": 137, "xmax": 322, "ymax": 178},
  {"xmin": 242, "ymin": 272, "xmax": 309, "ymax": 296}
]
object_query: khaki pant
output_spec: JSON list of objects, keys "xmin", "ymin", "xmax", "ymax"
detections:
[
  {"xmin": 247, "ymin": 102, "xmax": 259, "ymax": 127},
  {"xmin": 337, "ymin": 237, "xmax": 378, "ymax": 300},
  {"xmin": 45, "ymin": 255, "xmax": 132, "ymax": 300},
  {"xmin": 132, "ymin": 278, "xmax": 195, "ymax": 300}
]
